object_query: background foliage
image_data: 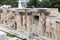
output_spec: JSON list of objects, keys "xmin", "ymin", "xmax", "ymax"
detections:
[
  {"xmin": 27, "ymin": 0, "xmax": 60, "ymax": 11},
  {"xmin": 27, "ymin": 0, "xmax": 60, "ymax": 8},
  {"xmin": 0, "ymin": 0, "xmax": 60, "ymax": 11},
  {"xmin": 0, "ymin": 0, "xmax": 18, "ymax": 7}
]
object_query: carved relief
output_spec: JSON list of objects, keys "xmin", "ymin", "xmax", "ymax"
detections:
[{"xmin": 0, "ymin": 8, "xmax": 60, "ymax": 40}]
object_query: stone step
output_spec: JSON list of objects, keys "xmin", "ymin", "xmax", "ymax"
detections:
[
  {"xmin": 0, "ymin": 24, "xmax": 53, "ymax": 40},
  {"xmin": 0, "ymin": 24, "xmax": 29, "ymax": 39}
]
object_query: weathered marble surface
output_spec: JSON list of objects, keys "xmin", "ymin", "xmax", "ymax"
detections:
[
  {"xmin": 0, "ymin": 31, "xmax": 8, "ymax": 40},
  {"xmin": 0, "ymin": 7, "xmax": 60, "ymax": 40}
]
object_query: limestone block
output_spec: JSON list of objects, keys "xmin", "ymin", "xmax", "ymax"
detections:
[{"xmin": 47, "ymin": 8, "xmax": 58, "ymax": 17}]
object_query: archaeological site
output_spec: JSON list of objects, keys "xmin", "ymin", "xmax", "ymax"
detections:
[
  {"xmin": 0, "ymin": 6, "xmax": 60, "ymax": 40},
  {"xmin": 0, "ymin": 0, "xmax": 60, "ymax": 40}
]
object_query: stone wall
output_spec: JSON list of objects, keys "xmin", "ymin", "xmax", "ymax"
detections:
[{"xmin": 0, "ymin": 7, "xmax": 60, "ymax": 40}]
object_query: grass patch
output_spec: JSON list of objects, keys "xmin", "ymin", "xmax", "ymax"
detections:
[{"xmin": 7, "ymin": 33, "xmax": 16, "ymax": 38}]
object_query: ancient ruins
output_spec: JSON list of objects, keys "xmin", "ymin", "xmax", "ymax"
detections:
[{"xmin": 0, "ymin": 6, "xmax": 60, "ymax": 40}]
